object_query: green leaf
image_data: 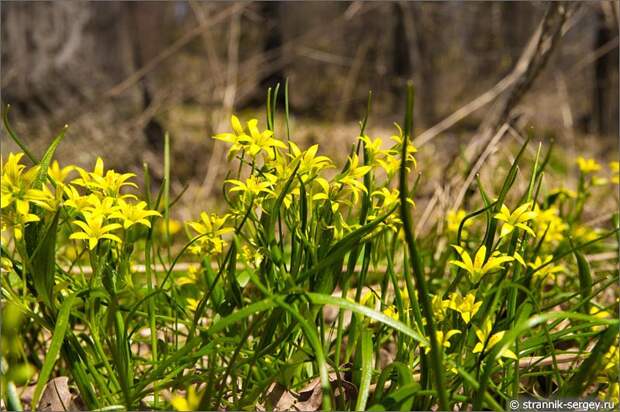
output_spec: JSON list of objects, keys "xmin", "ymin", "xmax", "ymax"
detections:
[
  {"xmin": 355, "ymin": 327, "xmax": 374, "ymax": 411},
  {"xmin": 27, "ymin": 211, "xmax": 60, "ymax": 310},
  {"xmin": 306, "ymin": 293, "xmax": 427, "ymax": 345},
  {"xmin": 560, "ymin": 323, "xmax": 619, "ymax": 397},
  {"xmin": 3, "ymin": 105, "xmax": 38, "ymax": 163},
  {"xmin": 34, "ymin": 125, "xmax": 68, "ymax": 188},
  {"xmin": 573, "ymin": 248, "xmax": 592, "ymax": 314},
  {"xmin": 32, "ymin": 294, "xmax": 81, "ymax": 409}
]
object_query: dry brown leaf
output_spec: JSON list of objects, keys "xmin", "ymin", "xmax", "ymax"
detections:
[
  {"xmin": 264, "ymin": 373, "xmax": 357, "ymax": 411},
  {"xmin": 37, "ymin": 377, "xmax": 82, "ymax": 412}
]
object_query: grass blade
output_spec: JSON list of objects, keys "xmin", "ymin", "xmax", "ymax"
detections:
[{"xmin": 31, "ymin": 294, "xmax": 80, "ymax": 409}]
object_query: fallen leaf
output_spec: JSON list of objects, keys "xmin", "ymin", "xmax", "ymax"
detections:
[{"xmin": 37, "ymin": 377, "xmax": 80, "ymax": 412}]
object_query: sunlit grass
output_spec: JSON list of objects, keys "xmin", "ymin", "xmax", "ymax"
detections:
[{"xmin": 1, "ymin": 84, "xmax": 618, "ymax": 411}]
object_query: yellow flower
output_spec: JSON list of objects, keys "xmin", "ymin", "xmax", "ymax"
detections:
[
  {"xmin": 213, "ymin": 115, "xmax": 249, "ymax": 159},
  {"xmin": 450, "ymin": 245, "xmax": 514, "ymax": 283},
  {"xmin": 448, "ymin": 291, "xmax": 482, "ymax": 324},
  {"xmin": 241, "ymin": 244, "xmax": 264, "ymax": 268},
  {"xmin": 111, "ymin": 199, "xmax": 160, "ymax": 229},
  {"xmin": 376, "ymin": 154, "xmax": 401, "ymax": 178},
  {"xmin": 170, "ymin": 385, "xmax": 202, "ymax": 411},
  {"xmin": 2, "ymin": 208, "xmax": 40, "ymax": 241},
  {"xmin": 245, "ymin": 119, "xmax": 287, "ymax": 159},
  {"xmin": 431, "ymin": 294, "xmax": 451, "ymax": 322},
  {"xmin": 372, "ymin": 187, "xmax": 404, "ymax": 209},
  {"xmin": 382, "ymin": 305, "xmax": 399, "ymax": 321},
  {"xmin": 226, "ymin": 175, "xmax": 276, "ymax": 197},
  {"xmin": 602, "ymin": 345, "xmax": 618, "ymax": 377},
  {"xmin": 214, "ymin": 116, "xmax": 286, "ymax": 160},
  {"xmin": 73, "ymin": 157, "xmax": 137, "ymax": 198},
  {"xmin": 369, "ymin": 188, "xmax": 411, "ymax": 232},
  {"xmin": 360, "ymin": 290, "xmax": 377, "ymax": 308},
  {"xmin": 389, "ymin": 124, "xmax": 417, "ymax": 169},
  {"xmin": 48, "ymin": 160, "xmax": 74, "ymax": 185},
  {"xmin": 493, "ymin": 202, "xmax": 537, "ymax": 238},
  {"xmin": 577, "ymin": 156, "xmax": 601, "ymax": 174},
  {"xmin": 337, "ymin": 154, "xmax": 372, "ymax": 203},
  {"xmin": 573, "ymin": 225, "xmax": 600, "ymax": 243},
  {"xmin": 528, "ymin": 255, "xmax": 564, "ymax": 282},
  {"xmin": 188, "ymin": 212, "xmax": 233, "ymax": 255},
  {"xmin": 288, "ymin": 142, "xmax": 333, "ymax": 176},
  {"xmin": 69, "ymin": 212, "xmax": 122, "ymax": 250},
  {"xmin": 533, "ymin": 206, "xmax": 567, "ymax": 245},
  {"xmin": 422, "ymin": 330, "xmax": 461, "ymax": 354},
  {"xmin": 63, "ymin": 185, "xmax": 91, "ymax": 212},
  {"xmin": 604, "ymin": 382, "xmax": 619, "ymax": 404},
  {"xmin": 590, "ymin": 306, "xmax": 613, "ymax": 332},
  {"xmin": 186, "ymin": 298, "xmax": 200, "ymax": 312},
  {"xmin": 155, "ymin": 218, "xmax": 182, "ymax": 238},
  {"xmin": 548, "ymin": 187, "xmax": 577, "ymax": 199},
  {"xmin": 177, "ymin": 265, "xmax": 201, "ymax": 286},
  {"xmin": 359, "ymin": 135, "xmax": 391, "ymax": 169},
  {"xmin": 84, "ymin": 195, "xmax": 119, "ymax": 218},
  {"xmin": 472, "ymin": 319, "xmax": 517, "ymax": 360},
  {"xmin": 446, "ymin": 209, "xmax": 472, "ymax": 239},
  {"xmin": 1, "ymin": 153, "xmax": 44, "ymax": 215}
]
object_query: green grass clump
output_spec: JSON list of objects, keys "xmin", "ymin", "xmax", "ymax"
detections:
[{"xmin": 1, "ymin": 85, "xmax": 618, "ymax": 411}]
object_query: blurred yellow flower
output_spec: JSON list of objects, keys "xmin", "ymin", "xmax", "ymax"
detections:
[
  {"xmin": 422, "ymin": 330, "xmax": 461, "ymax": 354},
  {"xmin": 577, "ymin": 156, "xmax": 601, "ymax": 174},
  {"xmin": 446, "ymin": 209, "xmax": 472, "ymax": 239},
  {"xmin": 170, "ymin": 385, "xmax": 202, "ymax": 411},
  {"xmin": 528, "ymin": 255, "xmax": 564, "ymax": 282}
]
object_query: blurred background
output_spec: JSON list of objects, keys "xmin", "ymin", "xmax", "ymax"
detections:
[{"xmin": 1, "ymin": 1, "xmax": 618, "ymax": 219}]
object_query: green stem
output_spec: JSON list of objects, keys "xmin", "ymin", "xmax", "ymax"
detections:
[{"xmin": 399, "ymin": 83, "xmax": 448, "ymax": 411}]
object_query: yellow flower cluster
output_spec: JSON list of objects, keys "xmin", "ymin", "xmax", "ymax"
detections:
[
  {"xmin": 199, "ymin": 114, "xmax": 417, "ymax": 244},
  {"xmin": 576, "ymin": 156, "xmax": 618, "ymax": 186},
  {"xmin": 1, "ymin": 155, "xmax": 160, "ymax": 251}
]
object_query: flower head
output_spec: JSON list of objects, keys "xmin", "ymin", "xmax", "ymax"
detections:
[
  {"xmin": 69, "ymin": 212, "xmax": 122, "ymax": 250},
  {"xmin": 1, "ymin": 153, "xmax": 45, "ymax": 215},
  {"xmin": 422, "ymin": 330, "xmax": 461, "ymax": 354},
  {"xmin": 472, "ymin": 319, "xmax": 517, "ymax": 360},
  {"xmin": 48, "ymin": 160, "xmax": 74, "ymax": 185},
  {"xmin": 450, "ymin": 245, "xmax": 514, "ymax": 283},
  {"xmin": 337, "ymin": 154, "xmax": 372, "ymax": 203},
  {"xmin": 528, "ymin": 255, "xmax": 564, "ymax": 283},
  {"xmin": 448, "ymin": 291, "xmax": 482, "ymax": 324},
  {"xmin": 288, "ymin": 142, "xmax": 333, "ymax": 176},
  {"xmin": 447, "ymin": 209, "xmax": 473, "ymax": 239},
  {"xmin": 73, "ymin": 157, "xmax": 137, "ymax": 198},
  {"xmin": 494, "ymin": 202, "xmax": 537, "ymax": 238},
  {"xmin": 111, "ymin": 199, "xmax": 161, "ymax": 229},
  {"xmin": 533, "ymin": 206, "xmax": 567, "ymax": 245},
  {"xmin": 214, "ymin": 116, "xmax": 286, "ymax": 160},
  {"xmin": 431, "ymin": 294, "xmax": 451, "ymax": 322},
  {"xmin": 188, "ymin": 212, "xmax": 233, "ymax": 255},
  {"xmin": 577, "ymin": 156, "xmax": 601, "ymax": 174},
  {"xmin": 170, "ymin": 385, "xmax": 202, "ymax": 411},
  {"xmin": 227, "ymin": 174, "xmax": 276, "ymax": 198}
]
